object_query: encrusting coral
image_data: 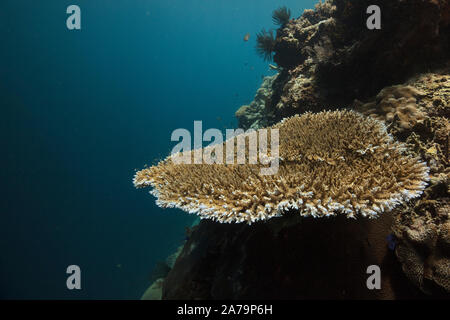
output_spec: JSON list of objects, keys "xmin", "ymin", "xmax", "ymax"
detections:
[
  {"xmin": 134, "ymin": 110, "xmax": 430, "ymax": 224},
  {"xmin": 393, "ymin": 195, "xmax": 450, "ymax": 294},
  {"xmin": 355, "ymin": 85, "xmax": 427, "ymax": 130},
  {"xmin": 351, "ymin": 69, "xmax": 450, "ymax": 295}
]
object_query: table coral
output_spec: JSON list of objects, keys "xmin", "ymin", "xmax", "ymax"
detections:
[{"xmin": 134, "ymin": 110, "xmax": 429, "ymax": 224}]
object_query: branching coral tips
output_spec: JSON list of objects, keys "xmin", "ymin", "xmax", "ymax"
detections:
[
  {"xmin": 169, "ymin": 121, "xmax": 279, "ymax": 175},
  {"xmin": 134, "ymin": 111, "xmax": 430, "ymax": 225}
]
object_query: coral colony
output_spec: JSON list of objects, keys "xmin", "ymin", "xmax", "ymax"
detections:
[
  {"xmin": 167, "ymin": 121, "xmax": 279, "ymax": 175},
  {"xmin": 134, "ymin": 110, "xmax": 430, "ymax": 225}
]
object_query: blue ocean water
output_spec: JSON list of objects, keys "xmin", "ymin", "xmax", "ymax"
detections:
[{"xmin": 0, "ymin": 0, "xmax": 317, "ymax": 299}]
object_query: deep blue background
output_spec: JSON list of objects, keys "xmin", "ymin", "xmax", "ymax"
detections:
[{"xmin": 0, "ymin": 0, "xmax": 316, "ymax": 299}]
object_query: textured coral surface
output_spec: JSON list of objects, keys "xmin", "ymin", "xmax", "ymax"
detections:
[
  {"xmin": 268, "ymin": 0, "xmax": 450, "ymax": 119},
  {"xmin": 135, "ymin": 111, "xmax": 429, "ymax": 223},
  {"xmin": 353, "ymin": 70, "xmax": 449, "ymax": 295}
]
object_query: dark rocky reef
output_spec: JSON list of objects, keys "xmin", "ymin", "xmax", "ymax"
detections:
[
  {"xmin": 269, "ymin": 0, "xmax": 450, "ymax": 119},
  {"xmin": 150, "ymin": 260, "xmax": 171, "ymax": 283},
  {"xmin": 155, "ymin": 0, "xmax": 449, "ymax": 299},
  {"xmin": 235, "ymin": 74, "xmax": 277, "ymax": 130},
  {"xmin": 163, "ymin": 214, "xmax": 427, "ymax": 299}
]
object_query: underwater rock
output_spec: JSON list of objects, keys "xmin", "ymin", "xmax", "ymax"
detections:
[
  {"xmin": 267, "ymin": 0, "xmax": 450, "ymax": 118},
  {"xmin": 141, "ymin": 278, "xmax": 164, "ymax": 300},
  {"xmin": 166, "ymin": 244, "xmax": 185, "ymax": 269},
  {"xmin": 149, "ymin": 260, "xmax": 171, "ymax": 283},
  {"xmin": 163, "ymin": 213, "xmax": 427, "ymax": 299},
  {"xmin": 271, "ymin": 64, "xmax": 323, "ymax": 118},
  {"xmin": 273, "ymin": 1, "xmax": 336, "ymax": 69},
  {"xmin": 235, "ymin": 74, "xmax": 278, "ymax": 130},
  {"xmin": 393, "ymin": 204, "xmax": 450, "ymax": 294},
  {"xmin": 352, "ymin": 69, "xmax": 450, "ymax": 296},
  {"xmin": 392, "ymin": 176, "xmax": 450, "ymax": 295}
]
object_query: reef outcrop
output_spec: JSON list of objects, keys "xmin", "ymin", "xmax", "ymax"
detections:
[
  {"xmin": 353, "ymin": 70, "xmax": 449, "ymax": 295},
  {"xmin": 163, "ymin": 213, "xmax": 421, "ymax": 299},
  {"xmin": 143, "ymin": 0, "xmax": 449, "ymax": 299},
  {"xmin": 268, "ymin": 0, "xmax": 450, "ymax": 119},
  {"xmin": 235, "ymin": 74, "xmax": 277, "ymax": 130}
]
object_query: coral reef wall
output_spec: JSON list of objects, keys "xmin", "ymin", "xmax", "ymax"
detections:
[
  {"xmin": 235, "ymin": 74, "xmax": 277, "ymax": 130},
  {"xmin": 355, "ymin": 70, "xmax": 449, "ymax": 295},
  {"xmin": 163, "ymin": 214, "xmax": 404, "ymax": 299},
  {"xmin": 159, "ymin": 0, "xmax": 449, "ymax": 299},
  {"xmin": 269, "ymin": 0, "xmax": 450, "ymax": 119}
]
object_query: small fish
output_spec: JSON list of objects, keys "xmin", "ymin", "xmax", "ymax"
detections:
[
  {"xmin": 243, "ymin": 33, "xmax": 250, "ymax": 41},
  {"xmin": 269, "ymin": 64, "xmax": 279, "ymax": 70}
]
